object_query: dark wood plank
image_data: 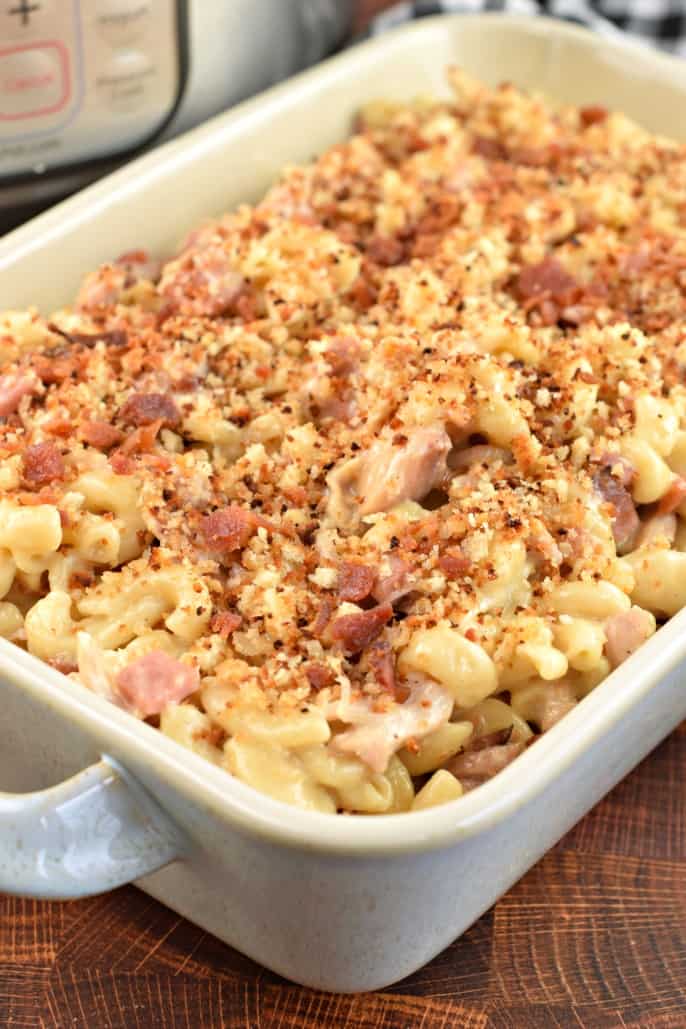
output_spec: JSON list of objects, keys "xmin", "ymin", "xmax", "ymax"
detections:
[
  {"xmin": 486, "ymin": 1007, "xmax": 686, "ymax": 1029},
  {"xmin": 1, "ymin": 723, "xmax": 684, "ymax": 1028},
  {"xmin": 491, "ymin": 851, "xmax": 686, "ymax": 1016},
  {"xmin": 1, "ymin": 896, "xmax": 65, "ymax": 964},
  {"xmin": 44, "ymin": 974, "xmax": 491, "ymax": 1029},
  {"xmin": 1, "ymin": 965, "xmax": 50, "ymax": 1029},
  {"xmin": 559, "ymin": 722, "xmax": 686, "ymax": 860}
]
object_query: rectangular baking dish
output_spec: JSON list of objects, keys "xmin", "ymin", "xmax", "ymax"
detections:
[{"xmin": 2, "ymin": 14, "xmax": 686, "ymax": 994}]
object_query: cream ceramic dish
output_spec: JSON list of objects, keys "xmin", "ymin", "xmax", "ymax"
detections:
[{"xmin": 2, "ymin": 14, "xmax": 686, "ymax": 993}]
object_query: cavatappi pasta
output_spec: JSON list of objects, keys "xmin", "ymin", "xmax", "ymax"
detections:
[{"xmin": 2, "ymin": 69, "xmax": 686, "ymax": 813}]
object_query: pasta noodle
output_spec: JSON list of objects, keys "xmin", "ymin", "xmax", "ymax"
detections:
[
  {"xmin": 2, "ymin": 68, "xmax": 684, "ymax": 814},
  {"xmin": 412, "ymin": 771, "xmax": 463, "ymax": 811}
]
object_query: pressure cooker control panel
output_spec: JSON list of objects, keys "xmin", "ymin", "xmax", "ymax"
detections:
[{"xmin": 0, "ymin": 0, "xmax": 182, "ymax": 179}]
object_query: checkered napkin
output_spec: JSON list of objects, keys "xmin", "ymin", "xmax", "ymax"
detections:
[{"xmin": 368, "ymin": 0, "xmax": 686, "ymax": 57}]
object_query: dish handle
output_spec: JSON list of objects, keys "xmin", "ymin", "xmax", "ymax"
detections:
[{"xmin": 0, "ymin": 755, "xmax": 183, "ymax": 899}]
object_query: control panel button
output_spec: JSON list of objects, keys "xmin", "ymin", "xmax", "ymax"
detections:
[
  {"xmin": 0, "ymin": 43, "xmax": 69, "ymax": 120},
  {"xmin": 6, "ymin": 1, "xmax": 44, "ymax": 28},
  {"xmin": 97, "ymin": 49, "xmax": 153, "ymax": 111},
  {"xmin": 0, "ymin": 0, "xmax": 179, "ymax": 180},
  {"xmin": 1, "ymin": 3, "xmax": 60, "ymax": 45},
  {"xmin": 96, "ymin": 0, "xmax": 151, "ymax": 45}
]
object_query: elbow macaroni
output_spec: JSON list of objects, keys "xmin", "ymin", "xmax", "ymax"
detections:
[{"xmin": 398, "ymin": 624, "xmax": 497, "ymax": 707}]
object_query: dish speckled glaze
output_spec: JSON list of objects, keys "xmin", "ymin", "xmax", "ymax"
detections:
[
  {"xmin": 0, "ymin": 756, "xmax": 182, "ymax": 899},
  {"xmin": 1, "ymin": 15, "xmax": 686, "ymax": 992}
]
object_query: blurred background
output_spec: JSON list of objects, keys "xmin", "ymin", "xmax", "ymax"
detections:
[
  {"xmin": 2, "ymin": 0, "xmax": 678, "ymax": 235},
  {"xmin": 0, "ymin": 0, "xmax": 398, "ymax": 234}
]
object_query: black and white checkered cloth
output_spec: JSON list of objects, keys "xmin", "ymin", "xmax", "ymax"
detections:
[{"xmin": 367, "ymin": 0, "xmax": 686, "ymax": 57}]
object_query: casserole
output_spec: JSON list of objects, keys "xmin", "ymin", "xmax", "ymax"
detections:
[{"xmin": 2, "ymin": 13, "xmax": 686, "ymax": 992}]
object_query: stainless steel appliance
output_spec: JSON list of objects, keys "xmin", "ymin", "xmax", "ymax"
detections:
[{"xmin": 0, "ymin": 0, "xmax": 352, "ymax": 215}]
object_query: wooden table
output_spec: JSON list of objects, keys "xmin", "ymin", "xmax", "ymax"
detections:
[{"xmin": 2, "ymin": 724, "xmax": 685, "ymax": 1028}]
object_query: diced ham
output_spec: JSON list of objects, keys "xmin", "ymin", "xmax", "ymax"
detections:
[
  {"xmin": 446, "ymin": 741, "xmax": 525, "ymax": 785},
  {"xmin": 617, "ymin": 244, "xmax": 654, "ymax": 278},
  {"xmin": 118, "ymin": 419, "xmax": 164, "ymax": 455},
  {"xmin": 657, "ymin": 477, "xmax": 686, "ymax": 515},
  {"xmin": 438, "ymin": 548, "xmax": 472, "ymax": 579},
  {"xmin": 366, "ymin": 639, "xmax": 396, "ymax": 693},
  {"xmin": 22, "ymin": 441, "xmax": 65, "ymax": 485},
  {"xmin": 372, "ymin": 553, "xmax": 414, "ymax": 605},
  {"xmin": 592, "ymin": 466, "xmax": 640, "ymax": 553},
  {"xmin": 514, "ymin": 257, "xmax": 579, "ymax": 324},
  {"xmin": 329, "ymin": 603, "xmax": 392, "ymax": 655},
  {"xmin": 472, "ymin": 135, "xmax": 507, "ymax": 160},
  {"xmin": 200, "ymin": 506, "xmax": 262, "ymax": 555},
  {"xmin": 0, "ymin": 372, "xmax": 36, "ymax": 417},
  {"xmin": 48, "ymin": 657, "xmax": 79, "ymax": 675},
  {"xmin": 76, "ymin": 251, "xmax": 161, "ymax": 310},
  {"xmin": 115, "ymin": 650, "xmax": 199, "ymax": 717},
  {"xmin": 509, "ymin": 146, "xmax": 553, "ymax": 168},
  {"xmin": 365, "ymin": 235, "xmax": 406, "ymax": 267},
  {"xmin": 604, "ymin": 606, "xmax": 655, "ymax": 668},
  {"xmin": 323, "ymin": 336, "xmax": 360, "ymax": 377},
  {"xmin": 558, "ymin": 303, "xmax": 593, "ymax": 326},
  {"xmin": 118, "ymin": 392, "xmax": 181, "ymax": 428},
  {"xmin": 115, "ymin": 248, "xmax": 162, "ymax": 284},
  {"xmin": 347, "ymin": 274, "xmax": 377, "ymax": 312},
  {"xmin": 234, "ymin": 291, "xmax": 260, "ymax": 322},
  {"xmin": 327, "ymin": 426, "xmax": 451, "ymax": 527},
  {"xmin": 414, "ymin": 194, "xmax": 462, "ymax": 236},
  {"xmin": 361, "ymin": 427, "xmax": 451, "ymax": 515},
  {"xmin": 515, "ymin": 257, "xmax": 577, "ymax": 303},
  {"xmin": 302, "ymin": 385, "xmax": 354, "ymax": 423},
  {"xmin": 283, "ymin": 485, "xmax": 309, "ymax": 506},
  {"xmin": 305, "ymin": 662, "xmax": 335, "ymax": 691},
  {"xmin": 178, "ymin": 220, "xmax": 228, "ymax": 254},
  {"xmin": 532, "ymin": 298, "xmax": 559, "ymax": 325},
  {"xmin": 598, "ymin": 451, "xmax": 635, "ymax": 488},
  {"xmin": 313, "ymin": 597, "xmax": 336, "ymax": 638},
  {"xmin": 467, "ymin": 727, "xmax": 513, "ymax": 749},
  {"xmin": 302, "ymin": 336, "xmax": 359, "ymax": 423},
  {"xmin": 338, "ymin": 561, "xmax": 376, "ymax": 603},
  {"xmin": 325, "ymin": 677, "xmax": 454, "ymax": 773},
  {"xmin": 160, "ymin": 244, "xmax": 246, "ymax": 317},
  {"xmin": 580, "ymin": 105, "xmax": 608, "ymax": 127},
  {"xmin": 76, "ymin": 264, "xmax": 129, "ymax": 310},
  {"xmin": 109, "ymin": 451, "xmax": 135, "ymax": 475},
  {"xmin": 411, "ymin": 232, "xmax": 443, "ymax": 260},
  {"xmin": 210, "ymin": 611, "xmax": 242, "ymax": 638},
  {"xmin": 533, "ymin": 684, "xmax": 578, "ymax": 732},
  {"xmin": 327, "ymin": 460, "xmax": 375, "ymax": 530},
  {"xmin": 32, "ymin": 353, "xmax": 80, "ymax": 385},
  {"xmin": 79, "ymin": 420, "xmax": 124, "ymax": 450}
]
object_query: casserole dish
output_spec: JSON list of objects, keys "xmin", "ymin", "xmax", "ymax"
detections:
[{"xmin": 2, "ymin": 13, "xmax": 686, "ymax": 993}]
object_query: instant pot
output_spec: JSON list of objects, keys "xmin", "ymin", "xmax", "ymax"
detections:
[{"xmin": 0, "ymin": 0, "xmax": 353, "ymax": 218}]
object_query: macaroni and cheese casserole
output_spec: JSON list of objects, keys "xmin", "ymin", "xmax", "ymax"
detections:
[{"xmin": 2, "ymin": 70, "xmax": 685, "ymax": 814}]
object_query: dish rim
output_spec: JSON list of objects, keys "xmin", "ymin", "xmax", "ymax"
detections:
[{"xmin": 1, "ymin": 12, "xmax": 686, "ymax": 857}]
